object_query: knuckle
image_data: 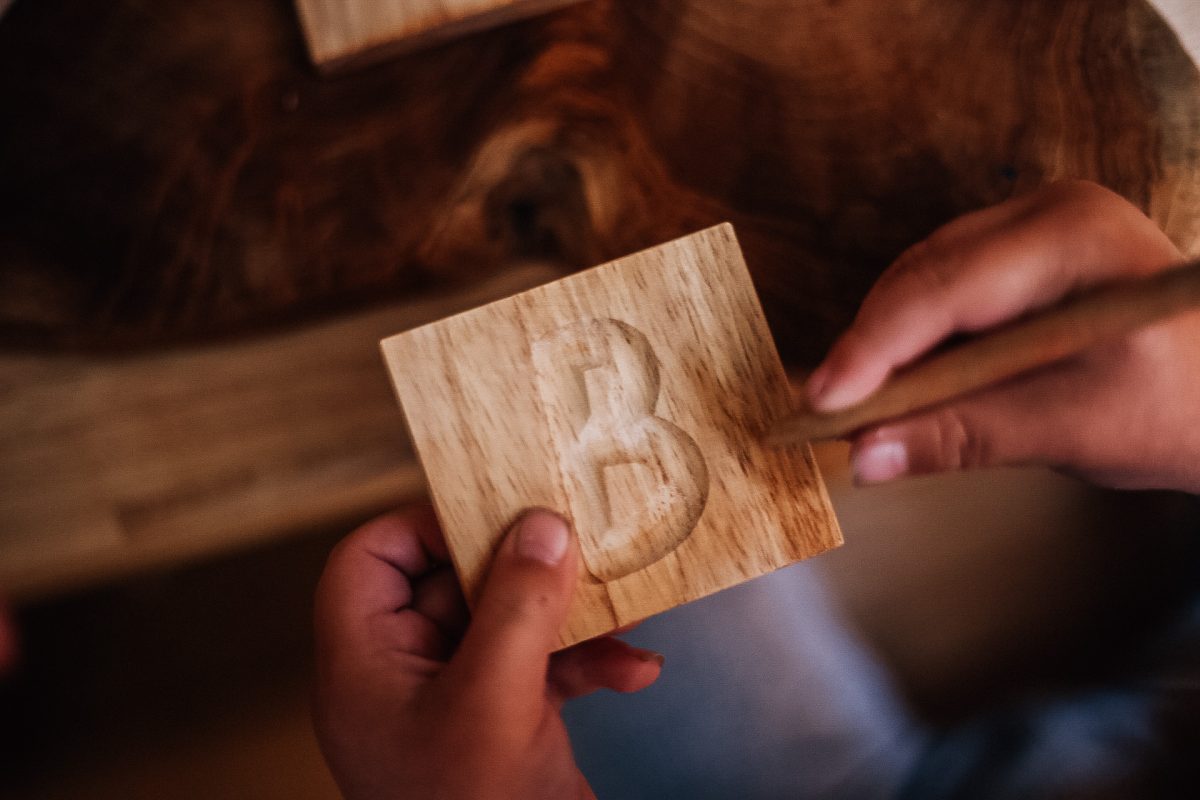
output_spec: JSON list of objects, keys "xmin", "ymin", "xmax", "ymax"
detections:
[
  {"xmin": 1041, "ymin": 180, "xmax": 1136, "ymax": 230},
  {"xmin": 828, "ymin": 326, "xmax": 866, "ymax": 365},
  {"xmin": 892, "ymin": 237, "xmax": 932, "ymax": 272},
  {"xmin": 891, "ymin": 235, "xmax": 960, "ymax": 299},
  {"xmin": 1036, "ymin": 178, "xmax": 1118, "ymax": 212},
  {"xmin": 933, "ymin": 409, "xmax": 990, "ymax": 470},
  {"xmin": 319, "ymin": 515, "xmax": 408, "ymax": 584},
  {"xmin": 1125, "ymin": 325, "xmax": 1167, "ymax": 359},
  {"xmin": 881, "ymin": 238, "xmax": 942, "ymax": 289},
  {"xmin": 1121, "ymin": 321, "xmax": 1181, "ymax": 379},
  {"xmin": 326, "ymin": 517, "xmax": 394, "ymax": 566},
  {"xmin": 864, "ymin": 239, "xmax": 957, "ymax": 321}
]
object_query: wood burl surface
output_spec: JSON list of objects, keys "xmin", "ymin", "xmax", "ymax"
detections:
[
  {"xmin": 2, "ymin": 0, "xmax": 1197, "ymax": 357},
  {"xmin": 382, "ymin": 225, "xmax": 842, "ymax": 646}
]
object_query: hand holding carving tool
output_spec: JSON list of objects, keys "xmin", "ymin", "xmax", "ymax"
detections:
[{"xmin": 766, "ymin": 256, "xmax": 1200, "ymax": 445}]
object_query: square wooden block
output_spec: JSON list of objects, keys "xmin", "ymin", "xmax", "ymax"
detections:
[
  {"xmin": 381, "ymin": 224, "xmax": 842, "ymax": 646},
  {"xmin": 296, "ymin": 0, "xmax": 587, "ymax": 71}
]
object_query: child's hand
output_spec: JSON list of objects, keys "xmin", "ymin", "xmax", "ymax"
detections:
[
  {"xmin": 313, "ymin": 505, "xmax": 662, "ymax": 800},
  {"xmin": 806, "ymin": 180, "xmax": 1200, "ymax": 492}
]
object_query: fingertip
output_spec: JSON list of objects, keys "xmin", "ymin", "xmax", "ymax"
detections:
[
  {"xmin": 549, "ymin": 637, "xmax": 664, "ymax": 699},
  {"xmin": 634, "ymin": 647, "xmax": 665, "ymax": 673},
  {"xmin": 511, "ymin": 508, "xmax": 571, "ymax": 566},
  {"xmin": 808, "ymin": 332, "xmax": 889, "ymax": 413},
  {"xmin": 850, "ymin": 432, "xmax": 910, "ymax": 485},
  {"xmin": 614, "ymin": 649, "xmax": 664, "ymax": 694},
  {"xmin": 807, "ymin": 334, "xmax": 855, "ymax": 408},
  {"xmin": 851, "ymin": 395, "xmax": 1024, "ymax": 481},
  {"xmin": 813, "ymin": 376, "xmax": 875, "ymax": 413},
  {"xmin": 630, "ymin": 646, "xmax": 665, "ymax": 668},
  {"xmin": 805, "ymin": 362, "xmax": 832, "ymax": 405},
  {"xmin": 408, "ymin": 501, "xmax": 451, "ymax": 561},
  {"xmin": 811, "ymin": 366, "xmax": 887, "ymax": 414}
]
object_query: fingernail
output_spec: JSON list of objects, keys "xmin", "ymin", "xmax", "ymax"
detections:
[
  {"xmin": 515, "ymin": 511, "xmax": 570, "ymax": 565},
  {"xmin": 637, "ymin": 650, "xmax": 665, "ymax": 667},
  {"xmin": 852, "ymin": 440, "xmax": 909, "ymax": 485}
]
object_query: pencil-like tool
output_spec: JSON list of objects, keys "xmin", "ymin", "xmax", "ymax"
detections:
[{"xmin": 766, "ymin": 256, "xmax": 1200, "ymax": 446}]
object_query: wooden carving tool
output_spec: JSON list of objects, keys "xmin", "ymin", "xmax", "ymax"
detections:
[{"xmin": 767, "ymin": 256, "xmax": 1200, "ymax": 445}]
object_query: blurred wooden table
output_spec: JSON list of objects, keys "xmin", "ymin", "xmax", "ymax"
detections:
[{"xmin": 1, "ymin": 0, "xmax": 1199, "ymax": 599}]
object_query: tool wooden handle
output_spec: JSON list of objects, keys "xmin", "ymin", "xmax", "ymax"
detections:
[{"xmin": 766, "ymin": 257, "xmax": 1200, "ymax": 445}]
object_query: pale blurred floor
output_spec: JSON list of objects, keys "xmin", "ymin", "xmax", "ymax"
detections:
[
  {"xmin": 816, "ymin": 445, "xmax": 1198, "ymax": 719},
  {"xmin": 1156, "ymin": 0, "xmax": 1200, "ymax": 63}
]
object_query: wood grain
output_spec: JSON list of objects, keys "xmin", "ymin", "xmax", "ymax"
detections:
[
  {"xmin": 296, "ymin": 0, "xmax": 587, "ymax": 71},
  {"xmin": 382, "ymin": 225, "xmax": 842, "ymax": 646}
]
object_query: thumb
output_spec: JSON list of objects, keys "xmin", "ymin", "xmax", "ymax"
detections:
[
  {"xmin": 847, "ymin": 365, "xmax": 1090, "ymax": 484},
  {"xmin": 447, "ymin": 509, "xmax": 578, "ymax": 700}
]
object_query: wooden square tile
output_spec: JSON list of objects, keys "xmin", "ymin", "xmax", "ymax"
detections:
[
  {"xmin": 296, "ymin": 0, "xmax": 586, "ymax": 71},
  {"xmin": 381, "ymin": 224, "xmax": 842, "ymax": 647}
]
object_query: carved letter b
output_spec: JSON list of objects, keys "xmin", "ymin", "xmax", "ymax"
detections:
[{"xmin": 533, "ymin": 318, "xmax": 708, "ymax": 582}]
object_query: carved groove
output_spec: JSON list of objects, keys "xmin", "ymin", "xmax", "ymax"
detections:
[{"xmin": 533, "ymin": 317, "xmax": 708, "ymax": 582}]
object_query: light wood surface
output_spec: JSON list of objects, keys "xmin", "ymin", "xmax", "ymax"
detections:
[
  {"xmin": 295, "ymin": 0, "xmax": 586, "ymax": 71},
  {"xmin": 769, "ymin": 256, "xmax": 1200, "ymax": 443},
  {"xmin": 382, "ymin": 225, "xmax": 842, "ymax": 646},
  {"xmin": 0, "ymin": 268, "xmax": 557, "ymax": 600}
]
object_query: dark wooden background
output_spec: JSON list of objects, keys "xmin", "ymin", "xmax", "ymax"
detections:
[{"xmin": 2, "ymin": 0, "xmax": 1198, "ymax": 361}]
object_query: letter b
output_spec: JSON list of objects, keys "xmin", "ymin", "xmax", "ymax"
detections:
[{"xmin": 533, "ymin": 318, "xmax": 708, "ymax": 582}]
